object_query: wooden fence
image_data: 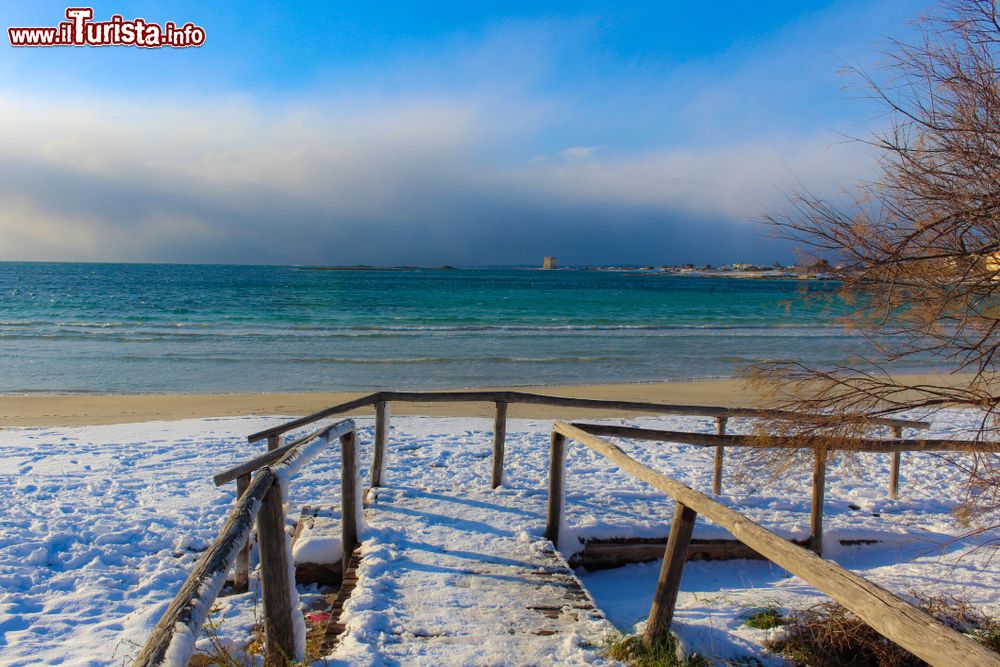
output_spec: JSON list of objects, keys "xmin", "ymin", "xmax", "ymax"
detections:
[
  {"xmin": 132, "ymin": 419, "xmax": 359, "ymax": 667},
  {"xmin": 547, "ymin": 421, "xmax": 1000, "ymax": 667},
  {"xmin": 245, "ymin": 389, "xmax": 928, "ymax": 493},
  {"xmin": 134, "ymin": 389, "xmax": 936, "ymax": 666},
  {"xmin": 573, "ymin": 422, "xmax": 998, "ymax": 555}
]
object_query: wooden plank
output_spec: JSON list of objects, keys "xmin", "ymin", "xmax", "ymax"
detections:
[
  {"xmin": 132, "ymin": 469, "xmax": 274, "ymax": 667},
  {"xmin": 889, "ymin": 425, "xmax": 903, "ymax": 500},
  {"xmin": 810, "ymin": 447, "xmax": 827, "ymax": 556},
  {"xmin": 257, "ymin": 481, "xmax": 298, "ymax": 665},
  {"xmin": 569, "ymin": 536, "xmax": 816, "ymax": 570},
  {"xmin": 217, "ymin": 420, "xmax": 355, "ymax": 487},
  {"xmin": 506, "ymin": 391, "xmax": 927, "ymax": 428},
  {"xmin": 491, "ymin": 399, "xmax": 508, "ymax": 488},
  {"xmin": 340, "ymin": 430, "xmax": 359, "ymax": 574},
  {"xmin": 370, "ymin": 400, "xmax": 389, "ymax": 487},
  {"xmin": 233, "ymin": 473, "xmax": 251, "ymax": 593},
  {"xmin": 320, "ymin": 545, "xmax": 364, "ymax": 655},
  {"xmin": 291, "ymin": 506, "xmax": 343, "ymax": 586},
  {"xmin": 545, "ymin": 431, "xmax": 566, "ymax": 548},
  {"xmin": 712, "ymin": 416, "xmax": 727, "ymax": 495},
  {"xmin": 570, "ymin": 422, "xmax": 992, "ymax": 453},
  {"xmin": 267, "ymin": 434, "xmax": 280, "ymax": 452},
  {"xmin": 645, "ymin": 503, "xmax": 697, "ymax": 644},
  {"xmin": 551, "ymin": 421, "xmax": 1000, "ymax": 667},
  {"xmin": 247, "ymin": 393, "xmax": 378, "ymax": 443},
  {"xmin": 379, "ymin": 390, "xmax": 508, "ymax": 403},
  {"xmin": 250, "ymin": 389, "xmax": 925, "ymax": 448}
]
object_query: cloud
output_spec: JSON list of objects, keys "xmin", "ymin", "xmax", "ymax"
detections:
[
  {"xmin": 558, "ymin": 146, "xmax": 601, "ymax": 160},
  {"xmin": 0, "ymin": 88, "xmax": 874, "ymax": 265},
  {"xmin": 0, "ymin": 0, "xmax": 913, "ymax": 265}
]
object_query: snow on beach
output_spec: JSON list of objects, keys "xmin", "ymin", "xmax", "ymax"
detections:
[{"xmin": 1, "ymin": 411, "xmax": 998, "ymax": 665}]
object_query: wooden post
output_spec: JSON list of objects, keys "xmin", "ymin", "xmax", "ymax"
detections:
[
  {"xmin": 889, "ymin": 425, "xmax": 903, "ymax": 500},
  {"xmin": 267, "ymin": 434, "xmax": 280, "ymax": 452},
  {"xmin": 491, "ymin": 399, "xmax": 508, "ymax": 488},
  {"xmin": 256, "ymin": 479, "xmax": 297, "ymax": 665},
  {"xmin": 810, "ymin": 447, "xmax": 827, "ymax": 556},
  {"xmin": 645, "ymin": 502, "xmax": 697, "ymax": 645},
  {"xmin": 370, "ymin": 400, "xmax": 389, "ymax": 487},
  {"xmin": 233, "ymin": 473, "xmax": 251, "ymax": 593},
  {"xmin": 712, "ymin": 416, "xmax": 727, "ymax": 495},
  {"xmin": 545, "ymin": 431, "xmax": 566, "ymax": 548},
  {"xmin": 340, "ymin": 430, "xmax": 359, "ymax": 573}
]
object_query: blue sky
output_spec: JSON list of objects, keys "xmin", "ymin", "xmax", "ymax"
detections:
[{"xmin": 0, "ymin": 0, "xmax": 929, "ymax": 265}]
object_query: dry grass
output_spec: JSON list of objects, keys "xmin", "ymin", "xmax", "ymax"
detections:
[
  {"xmin": 767, "ymin": 594, "xmax": 1000, "ymax": 666},
  {"xmin": 191, "ymin": 600, "xmax": 330, "ymax": 666},
  {"xmin": 602, "ymin": 632, "xmax": 710, "ymax": 667}
]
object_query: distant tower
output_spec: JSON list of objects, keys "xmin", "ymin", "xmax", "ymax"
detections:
[{"xmin": 543, "ymin": 256, "xmax": 558, "ymax": 270}]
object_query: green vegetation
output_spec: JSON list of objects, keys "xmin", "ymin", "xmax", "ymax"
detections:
[
  {"xmin": 743, "ymin": 606, "xmax": 786, "ymax": 630},
  {"xmin": 602, "ymin": 632, "xmax": 709, "ymax": 667}
]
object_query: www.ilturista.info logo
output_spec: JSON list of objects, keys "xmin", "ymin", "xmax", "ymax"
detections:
[{"xmin": 8, "ymin": 8, "xmax": 205, "ymax": 48}]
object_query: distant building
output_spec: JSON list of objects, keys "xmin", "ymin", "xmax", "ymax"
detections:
[{"xmin": 543, "ymin": 256, "xmax": 558, "ymax": 269}]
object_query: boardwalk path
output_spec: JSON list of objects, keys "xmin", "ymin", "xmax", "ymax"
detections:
[{"xmin": 324, "ymin": 479, "xmax": 615, "ymax": 665}]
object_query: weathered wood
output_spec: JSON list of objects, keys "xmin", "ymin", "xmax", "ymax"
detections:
[
  {"xmin": 571, "ymin": 422, "xmax": 989, "ymax": 453},
  {"xmin": 267, "ymin": 434, "xmax": 280, "ymax": 452},
  {"xmin": 889, "ymin": 425, "xmax": 903, "ymax": 500},
  {"xmin": 569, "ymin": 536, "xmax": 815, "ymax": 570},
  {"xmin": 370, "ymin": 390, "xmax": 926, "ymax": 429},
  {"xmin": 217, "ymin": 420, "xmax": 356, "ymax": 487},
  {"xmin": 810, "ymin": 447, "xmax": 827, "ymax": 556},
  {"xmin": 379, "ymin": 389, "xmax": 511, "ymax": 403},
  {"xmin": 712, "ymin": 416, "xmax": 727, "ymax": 495},
  {"xmin": 491, "ymin": 399, "xmax": 508, "ymax": 488},
  {"xmin": 247, "ymin": 393, "xmax": 378, "ymax": 442},
  {"xmin": 257, "ymin": 480, "xmax": 298, "ymax": 665},
  {"xmin": 545, "ymin": 431, "xmax": 566, "ymax": 548},
  {"xmin": 132, "ymin": 469, "xmax": 274, "ymax": 667},
  {"xmin": 251, "ymin": 389, "xmax": 926, "ymax": 448},
  {"xmin": 290, "ymin": 507, "xmax": 343, "ymax": 586},
  {"xmin": 371, "ymin": 400, "xmax": 390, "ymax": 487},
  {"xmin": 233, "ymin": 473, "xmax": 252, "ymax": 593},
  {"xmin": 644, "ymin": 503, "xmax": 697, "ymax": 644},
  {"xmin": 553, "ymin": 421, "xmax": 1000, "ymax": 667},
  {"xmin": 506, "ymin": 391, "xmax": 927, "ymax": 428},
  {"xmin": 340, "ymin": 430, "xmax": 359, "ymax": 573}
]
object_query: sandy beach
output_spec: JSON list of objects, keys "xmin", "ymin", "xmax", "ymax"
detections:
[{"xmin": 0, "ymin": 373, "xmax": 970, "ymax": 427}]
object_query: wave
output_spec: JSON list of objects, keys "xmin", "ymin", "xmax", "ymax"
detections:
[{"xmin": 106, "ymin": 354, "xmax": 628, "ymax": 364}]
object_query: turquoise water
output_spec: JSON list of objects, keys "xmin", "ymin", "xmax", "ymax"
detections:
[{"xmin": 0, "ymin": 262, "xmax": 922, "ymax": 393}]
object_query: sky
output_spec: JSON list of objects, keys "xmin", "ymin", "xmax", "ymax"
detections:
[{"xmin": 0, "ymin": 0, "xmax": 930, "ymax": 266}]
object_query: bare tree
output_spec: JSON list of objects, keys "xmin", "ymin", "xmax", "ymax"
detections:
[{"xmin": 756, "ymin": 0, "xmax": 1000, "ymax": 521}]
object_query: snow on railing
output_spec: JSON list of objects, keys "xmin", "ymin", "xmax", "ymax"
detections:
[{"xmin": 133, "ymin": 419, "xmax": 358, "ymax": 667}]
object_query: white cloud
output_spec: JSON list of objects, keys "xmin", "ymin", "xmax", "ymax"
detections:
[{"xmin": 0, "ymin": 89, "xmax": 874, "ymax": 264}]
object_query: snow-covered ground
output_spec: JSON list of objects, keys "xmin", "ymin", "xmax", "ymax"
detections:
[{"xmin": 1, "ymin": 411, "xmax": 997, "ymax": 665}]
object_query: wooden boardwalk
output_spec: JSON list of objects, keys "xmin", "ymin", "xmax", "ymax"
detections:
[{"xmin": 319, "ymin": 482, "xmax": 614, "ymax": 665}]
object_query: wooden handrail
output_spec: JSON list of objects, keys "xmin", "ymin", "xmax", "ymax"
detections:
[
  {"xmin": 551, "ymin": 421, "xmax": 1000, "ymax": 667},
  {"xmin": 248, "ymin": 389, "xmax": 929, "ymax": 444},
  {"xmin": 133, "ymin": 468, "xmax": 275, "ymax": 667},
  {"xmin": 247, "ymin": 393, "xmax": 378, "ymax": 442},
  {"xmin": 137, "ymin": 419, "xmax": 359, "ymax": 667},
  {"xmin": 570, "ymin": 423, "xmax": 996, "ymax": 453}
]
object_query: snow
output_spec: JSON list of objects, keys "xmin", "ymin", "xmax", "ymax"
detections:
[{"xmin": 1, "ymin": 410, "xmax": 998, "ymax": 665}]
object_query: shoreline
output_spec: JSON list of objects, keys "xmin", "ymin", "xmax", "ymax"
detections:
[{"xmin": 0, "ymin": 373, "xmax": 969, "ymax": 427}]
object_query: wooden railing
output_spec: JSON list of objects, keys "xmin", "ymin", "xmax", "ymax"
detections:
[
  {"xmin": 244, "ymin": 389, "xmax": 929, "ymax": 492},
  {"xmin": 135, "ymin": 389, "xmax": 933, "ymax": 666},
  {"xmin": 133, "ymin": 419, "xmax": 360, "ymax": 667},
  {"xmin": 573, "ymin": 422, "xmax": 999, "ymax": 555},
  {"xmin": 547, "ymin": 421, "xmax": 1000, "ymax": 667}
]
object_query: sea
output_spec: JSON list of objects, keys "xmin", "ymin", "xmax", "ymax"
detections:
[{"xmin": 0, "ymin": 262, "xmax": 934, "ymax": 394}]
